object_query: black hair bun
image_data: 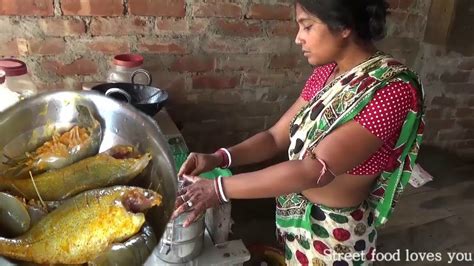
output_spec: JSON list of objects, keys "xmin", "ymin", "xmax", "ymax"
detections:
[{"xmin": 364, "ymin": 0, "xmax": 390, "ymax": 40}]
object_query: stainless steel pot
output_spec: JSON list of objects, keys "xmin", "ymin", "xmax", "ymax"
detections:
[
  {"xmin": 0, "ymin": 91, "xmax": 178, "ymax": 265},
  {"xmin": 157, "ymin": 212, "xmax": 205, "ymax": 263}
]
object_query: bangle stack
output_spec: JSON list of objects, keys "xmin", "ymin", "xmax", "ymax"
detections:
[
  {"xmin": 213, "ymin": 176, "xmax": 229, "ymax": 204},
  {"xmin": 216, "ymin": 148, "xmax": 232, "ymax": 168}
]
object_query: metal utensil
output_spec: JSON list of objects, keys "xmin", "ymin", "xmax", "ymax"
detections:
[{"xmin": 0, "ymin": 91, "xmax": 178, "ymax": 265}]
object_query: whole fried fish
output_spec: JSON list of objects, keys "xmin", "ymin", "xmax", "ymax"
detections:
[
  {"xmin": 2, "ymin": 105, "xmax": 103, "ymax": 178},
  {"xmin": 0, "ymin": 145, "xmax": 151, "ymax": 201},
  {"xmin": 0, "ymin": 186, "xmax": 162, "ymax": 265}
]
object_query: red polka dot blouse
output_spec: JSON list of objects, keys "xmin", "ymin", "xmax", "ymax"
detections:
[{"xmin": 300, "ymin": 63, "xmax": 419, "ymax": 175}]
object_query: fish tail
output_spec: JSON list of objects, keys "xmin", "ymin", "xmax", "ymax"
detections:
[
  {"xmin": 129, "ymin": 153, "xmax": 152, "ymax": 177},
  {"xmin": 0, "ymin": 237, "xmax": 26, "ymax": 261}
]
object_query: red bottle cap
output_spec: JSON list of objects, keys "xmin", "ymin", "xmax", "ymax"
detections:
[
  {"xmin": 0, "ymin": 59, "xmax": 27, "ymax": 77},
  {"xmin": 113, "ymin": 54, "xmax": 144, "ymax": 68}
]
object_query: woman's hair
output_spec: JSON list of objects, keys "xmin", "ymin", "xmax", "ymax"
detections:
[{"xmin": 296, "ymin": 0, "xmax": 389, "ymax": 41}]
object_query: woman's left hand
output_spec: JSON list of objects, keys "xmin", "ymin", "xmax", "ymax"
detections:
[{"xmin": 172, "ymin": 175, "xmax": 221, "ymax": 227}]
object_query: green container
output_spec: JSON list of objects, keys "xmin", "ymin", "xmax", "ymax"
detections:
[{"xmin": 173, "ymin": 152, "xmax": 232, "ymax": 179}]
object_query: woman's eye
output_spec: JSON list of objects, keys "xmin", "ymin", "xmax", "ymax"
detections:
[{"xmin": 304, "ymin": 25, "xmax": 313, "ymax": 31}]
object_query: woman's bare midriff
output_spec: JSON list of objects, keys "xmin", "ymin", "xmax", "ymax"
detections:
[{"xmin": 302, "ymin": 173, "xmax": 379, "ymax": 208}]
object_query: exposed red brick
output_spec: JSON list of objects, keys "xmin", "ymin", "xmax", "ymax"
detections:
[
  {"xmin": 440, "ymin": 71, "xmax": 471, "ymax": 83},
  {"xmin": 193, "ymin": 3, "xmax": 241, "ymax": 18},
  {"xmin": 242, "ymin": 71, "xmax": 292, "ymax": 88},
  {"xmin": 38, "ymin": 18, "xmax": 86, "ymax": 36},
  {"xmin": 91, "ymin": 17, "xmax": 150, "ymax": 36},
  {"xmin": 467, "ymin": 96, "xmax": 474, "ymax": 106},
  {"xmin": 44, "ymin": 58, "xmax": 98, "ymax": 76},
  {"xmin": 458, "ymin": 58, "xmax": 474, "ymax": 71},
  {"xmin": 170, "ymin": 56, "xmax": 216, "ymax": 72},
  {"xmin": 0, "ymin": 38, "xmax": 20, "ymax": 57},
  {"xmin": 455, "ymin": 108, "xmax": 474, "ymax": 118},
  {"xmin": 28, "ymin": 38, "xmax": 66, "ymax": 55},
  {"xmin": 388, "ymin": 11, "xmax": 408, "ymax": 25},
  {"xmin": 399, "ymin": 0, "xmax": 415, "ymax": 9},
  {"xmin": 431, "ymin": 96, "xmax": 456, "ymax": 107},
  {"xmin": 458, "ymin": 119, "xmax": 474, "ymax": 129},
  {"xmin": 215, "ymin": 19, "xmax": 262, "ymax": 37},
  {"xmin": 267, "ymin": 21, "xmax": 298, "ymax": 37},
  {"xmin": 86, "ymin": 38, "xmax": 130, "ymax": 54},
  {"xmin": 203, "ymin": 37, "xmax": 245, "ymax": 53},
  {"xmin": 61, "ymin": 0, "xmax": 123, "ymax": 16},
  {"xmin": 192, "ymin": 74, "xmax": 240, "ymax": 89},
  {"xmin": 424, "ymin": 108, "xmax": 443, "ymax": 120},
  {"xmin": 247, "ymin": 4, "xmax": 292, "ymax": 20},
  {"xmin": 259, "ymin": 72, "xmax": 287, "ymax": 87},
  {"xmin": 156, "ymin": 18, "xmax": 187, "ymax": 32},
  {"xmin": 449, "ymin": 83, "xmax": 474, "ymax": 94},
  {"xmin": 129, "ymin": 0, "xmax": 185, "ymax": 17},
  {"xmin": 188, "ymin": 18, "xmax": 210, "ymax": 34},
  {"xmin": 387, "ymin": 0, "xmax": 399, "ymax": 9},
  {"xmin": 247, "ymin": 37, "xmax": 292, "ymax": 54},
  {"xmin": 139, "ymin": 41, "xmax": 187, "ymax": 54},
  {"xmin": 150, "ymin": 71, "xmax": 186, "ymax": 92},
  {"xmin": 427, "ymin": 119, "xmax": 456, "ymax": 130},
  {"xmin": 242, "ymin": 73, "xmax": 259, "ymax": 87},
  {"xmin": 217, "ymin": 55, "xmax": 266, "ymax": 71},
  {"xmin": 269, "ymin": 54, "xmax": 299, "ymax": 69},
  {"xmin": 0, "ymin": 0, "xmax": 53, "ymax": 16}
]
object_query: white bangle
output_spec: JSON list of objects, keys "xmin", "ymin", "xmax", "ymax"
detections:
[
  {"xmin": 220, "ymin": 148, "xmax": 232, "ymax": 168},
  {"xmin": 217, "ymin": 176, "xmax": 229, "ymax": 203}
]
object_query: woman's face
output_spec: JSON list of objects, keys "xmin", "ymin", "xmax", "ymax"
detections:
[{"xmin": 295, "ymin": 4, "xmax": 348, "ymax": 66}]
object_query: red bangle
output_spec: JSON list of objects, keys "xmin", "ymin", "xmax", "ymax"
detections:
[{"xmin": 216, "ymin": 149, "xmax": 229, "ymax": 168}]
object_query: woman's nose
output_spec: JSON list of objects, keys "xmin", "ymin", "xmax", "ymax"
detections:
[{"xmin": 295, "ymin": 30, "xmax": 303, "ymax": 45}]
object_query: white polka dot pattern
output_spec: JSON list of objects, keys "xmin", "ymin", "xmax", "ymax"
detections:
[
  {"xmin": 300, "ymin": 63, "xmax": 336, "ymax": 101},
  {"xmin": 299, "ymin": 64, "xmax": 418, "ymax": 175}
]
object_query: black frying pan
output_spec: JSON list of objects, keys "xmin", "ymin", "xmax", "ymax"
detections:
[{"xmin": 91, "ymin": 70, "xmax": 168, "ymax": 117}]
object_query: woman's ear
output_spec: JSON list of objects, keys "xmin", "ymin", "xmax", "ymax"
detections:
[{"xmin": 341, "ymin": 28, "xmax": 352, "ymax": 39}]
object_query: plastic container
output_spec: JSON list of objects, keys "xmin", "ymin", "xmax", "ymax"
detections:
[
  {"xmin": 0, "ymin": 59, "xmax": 37, "ymax": 99},
  {"xmin": 0, "ymin": 70, "xmax": 21, "ymax": 112},
  {"xmin": 106, "ymin": 54, "xmax": 151, "ymax": 85}
]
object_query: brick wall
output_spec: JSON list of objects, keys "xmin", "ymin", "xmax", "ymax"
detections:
[
  {"xmin": 0, "ymin": 0, "xmax": 472, "ymax": 159},
  {"xmin": 416, "ymin": 0, "xmax": 474, "ymax": 159}
]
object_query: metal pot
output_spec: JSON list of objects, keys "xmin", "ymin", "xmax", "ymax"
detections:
[
  {"xmin": 91, "ymin": 70, "xmax": 168, "ymax": 117},
  {"xmin": 157, "ymin": 212, "xmax": 205, "ymax": 264},
  {"xmin": 0, "ymin": 91, "xmax": 178, "ymax": 265}
]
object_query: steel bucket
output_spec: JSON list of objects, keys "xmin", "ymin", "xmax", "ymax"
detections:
[{"xmin": 0, "ymin": 90, "xmax": 178, "ymax": 265}]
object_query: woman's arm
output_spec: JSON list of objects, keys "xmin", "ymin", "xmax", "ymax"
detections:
[
  {"xmin": 224, "ymin": 120, "xmax": 383, "ymax": 199},
  {"xmin": 224, "ymin": 97, "xmax": 308, "ymax": 167}
]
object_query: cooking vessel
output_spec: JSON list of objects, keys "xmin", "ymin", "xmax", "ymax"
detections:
[
  {"xmin": 91, "ymin": 70, "xmax": 168, "ymax": 117},
  {"xmin": 0, "ymin": 91, "xmax": 177, "ymax": 265}
]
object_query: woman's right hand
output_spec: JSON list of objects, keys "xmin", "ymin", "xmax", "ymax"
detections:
[{"xmin": 177, "ymin": 152, "xmax": 222, "ymax": 177}]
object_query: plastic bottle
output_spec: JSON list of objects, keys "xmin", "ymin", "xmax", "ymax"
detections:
[{"xmin": 0, "ymin": 59, "xmax": 38, "ymax": 99}]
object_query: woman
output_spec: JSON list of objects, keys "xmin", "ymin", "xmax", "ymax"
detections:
[{"xmin": 173, "ymin": 0, "xmax": 425, "ymax": 265}]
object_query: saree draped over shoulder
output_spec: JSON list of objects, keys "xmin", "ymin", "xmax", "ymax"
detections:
[{"xmin": 276, "ymin": 53, "xmax": 425, "ymax": 265}]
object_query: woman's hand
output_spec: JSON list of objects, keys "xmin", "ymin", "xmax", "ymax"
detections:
[
  {"xmin": 178, "ymin": 152, "xmax": 222, "ymax": 177},
  {"xmin": 172, "ymin": 175, "xmax": 221, "ymax": 227}
]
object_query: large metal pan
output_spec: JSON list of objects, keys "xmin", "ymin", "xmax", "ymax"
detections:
[
  {"xmin": 0, "ymin": 91, "xmax": 177, "ymax": 265},
  {"xmin": 91, "ymin": 70, "xmax": 168, "ymax": 117}
]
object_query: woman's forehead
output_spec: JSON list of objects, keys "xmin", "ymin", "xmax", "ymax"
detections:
[{"xmin": 295, "ymin": 4, "xmax": 320, "ymax": 22}]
